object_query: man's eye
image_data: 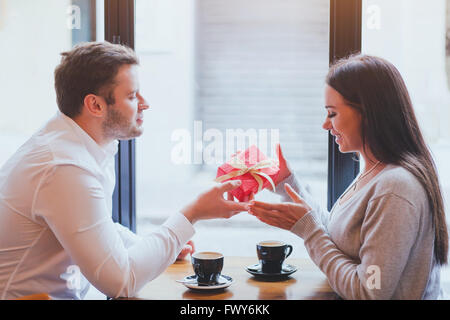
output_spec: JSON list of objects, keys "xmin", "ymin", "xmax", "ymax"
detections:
[{"xmin": 327, "ymin": 113, "xmax": 336, "ymax": 118}]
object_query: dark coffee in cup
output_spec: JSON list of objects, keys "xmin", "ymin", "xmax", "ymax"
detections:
[
  {"xmin": 191, "ymin": 252, "xmax": 224, "ymax": 285},
  {"xmin": 257, "ymin": 241, "xmax": 293, "ymax": 273}
]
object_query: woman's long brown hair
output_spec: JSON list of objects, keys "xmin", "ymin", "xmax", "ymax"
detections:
[{"xmin": 326, "ymin": 54, "xmax": 448, "ymax": 265}]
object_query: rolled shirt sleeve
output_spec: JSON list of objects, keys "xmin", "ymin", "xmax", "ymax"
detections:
[{"xmin": 34, "ymin": 164, "xmax": 195, "ymax": 298}]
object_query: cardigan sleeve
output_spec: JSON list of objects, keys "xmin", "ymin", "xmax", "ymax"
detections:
[
  {"xmin": 290, "ymin": 193, "xmax": 420, "ymax": 299},
  {"xmin": 274, "ymin": 173, "xmax": 330, "ymax": 227}
]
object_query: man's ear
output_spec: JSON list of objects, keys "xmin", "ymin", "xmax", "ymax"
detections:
[{"xmin": 83, "ymin": 94, "xmax": 107, "ymax": 118}]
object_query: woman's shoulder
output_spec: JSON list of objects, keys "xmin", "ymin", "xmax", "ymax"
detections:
[{"xmin": 369, "ymin": 164, "xmax": 428, "ymax": 208}]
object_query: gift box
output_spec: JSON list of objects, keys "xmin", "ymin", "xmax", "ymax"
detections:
[{"xmin": 215, "ymin": 145, "xmax": 280, "ymax": 202}]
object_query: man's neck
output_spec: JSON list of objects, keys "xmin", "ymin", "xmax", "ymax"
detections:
[{"xmin": 72, "ymin": 116, "xmax": 110, "ymax": 148}]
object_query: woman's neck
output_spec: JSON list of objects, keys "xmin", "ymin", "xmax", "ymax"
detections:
[{"xmin": 359, "ymin": 150, "xmax": 383, "ymax": 174}]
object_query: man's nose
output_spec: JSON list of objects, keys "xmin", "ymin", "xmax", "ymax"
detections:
[
  {"xmin": 139, "ymin": 103, "xmax": 150, "ymax": 111},
  {"xmin": 138, "ymin": 94, "xmax": 150, "ymax": 110}
]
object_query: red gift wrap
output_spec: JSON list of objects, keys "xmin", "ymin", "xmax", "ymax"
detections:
[{"xmin": 215, "ymin": 145, "xmax": 280, "ymax": 202}]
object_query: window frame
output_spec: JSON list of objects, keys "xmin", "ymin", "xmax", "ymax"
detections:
[
  {"xmin": 105, "ymin": 0, "xmax": 137, "ymax": 232},
  {"xmin": 110, "ymin": 0, "xmax": 362, "ymax": 230},
  {"xmin": 327, "ymin": 0, "xmax": 361, "ymax": 210}
]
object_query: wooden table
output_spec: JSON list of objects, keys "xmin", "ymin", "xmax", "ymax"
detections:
[{"xmin": 132, "ymin": 256, "xmax": 340, "ymax": 300}]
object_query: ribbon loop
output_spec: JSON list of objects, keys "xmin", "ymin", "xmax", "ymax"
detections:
[{"xmin": 215, "ymin": 156, "xmax": 278, "ymax": 192}]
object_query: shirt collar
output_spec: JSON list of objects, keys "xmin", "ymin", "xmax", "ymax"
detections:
[{"xmin": 57, "ymin": 111, "xmax": 118, "ymax": 165}]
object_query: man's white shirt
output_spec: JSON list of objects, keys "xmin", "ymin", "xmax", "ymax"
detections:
[{"xmin": 0, "ymin": 111, "xmax": 195, "ymax": 299}]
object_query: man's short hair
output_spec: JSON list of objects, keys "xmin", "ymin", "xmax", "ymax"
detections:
[{"xmin": 54, "ymin": 41, "xmax": 139, "ymax": 118}]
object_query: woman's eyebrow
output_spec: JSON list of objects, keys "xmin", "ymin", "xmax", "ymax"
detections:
[{"xmin": 325, "ymin": 106, "xmax": 336, "ymax": 109}]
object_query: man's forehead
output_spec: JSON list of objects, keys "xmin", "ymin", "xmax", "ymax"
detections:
[{"xmin": 114, "ymin": 64, "xmax": 139, "ymax": 88}]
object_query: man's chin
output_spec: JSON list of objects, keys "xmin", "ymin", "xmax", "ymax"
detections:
[{"xmin": 116, "ymin": 129, "xmax": 144, "ymax": 141}]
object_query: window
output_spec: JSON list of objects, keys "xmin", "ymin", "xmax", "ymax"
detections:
[
  {"xmin": 135, "ymin": 0, "xmax": 330, "ymax": 257},
  {"xmin": 362, "ymin": 0, "xmax": 450, "ymax": 281},
  {"xmin": 362, "ymin": 0, "xmax": 450, "ymax": 218},
  {"xmin": 0, "ymin": 0, "xmax": 104, "ymax": 168},
  {"xmin": 0, "ymin": 0, "xmax": 105, "ymax": 299},
  {"xmin": 447, "ymin": 1, "xmax": 450, "ymax": 89}
]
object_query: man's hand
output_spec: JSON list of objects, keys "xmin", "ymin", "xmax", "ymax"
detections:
[
  {"xmin": 226, "ymin": 191, "xmax": 254, "ymax": 203},
  {"xmin": 181, "ymin": 180, "xmax": 249, "ymax": 225},
  {"xmin": 176, "ymin": 240, "xmax": 195, "ymax": 261}
]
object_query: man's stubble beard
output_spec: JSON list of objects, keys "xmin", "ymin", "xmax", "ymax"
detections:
[{"xmin": 102, "ymin": 105, "xmax": 143, "ymax": 141}]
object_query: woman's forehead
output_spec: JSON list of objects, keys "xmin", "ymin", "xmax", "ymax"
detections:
[{"xmin": 325, "ymin": 85, "xmax": 347, "ymax": 108}]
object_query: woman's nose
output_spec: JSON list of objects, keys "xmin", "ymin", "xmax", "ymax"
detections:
[{"xmin": 322, "ymin": 117, "xmax": 332, "ymax": 131}]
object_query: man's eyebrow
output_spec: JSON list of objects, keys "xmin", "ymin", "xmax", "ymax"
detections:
[{"xmin": 325, "ymin": 105, "xmax": 336, "ymax": 109}]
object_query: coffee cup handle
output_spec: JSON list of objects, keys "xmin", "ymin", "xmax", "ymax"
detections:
[{"xmin": 285, "ymin": 245, "xmax": 293, "ymax": 258}]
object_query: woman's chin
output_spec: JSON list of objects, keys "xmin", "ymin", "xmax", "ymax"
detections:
[
  {"xmin": 338, "ymin": 145, "xmax": 359, "ymax": 155},
  {"xmin": 337, "ymin": 144, "xmax": 349, "ymax": 153}
]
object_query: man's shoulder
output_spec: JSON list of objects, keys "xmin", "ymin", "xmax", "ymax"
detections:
[
  {"xmin": 42, "ymin": 131, "xmax": 91, "ymax": 166},
  {"xmin": 3, "ymin": 115, "xmax": 97, "ymax": 173}
]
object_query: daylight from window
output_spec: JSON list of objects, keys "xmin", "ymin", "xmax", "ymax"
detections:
[
  {"xmin": 135, "ymin": 0, "xmax": 330, "ymax": 257},
  {"xmin": 362, "ymin": 0, "xmax": 450, "ymax": 281},
  {"xmin": 362, "ymin": 0, "xmax": 450, "ymax": 222}
]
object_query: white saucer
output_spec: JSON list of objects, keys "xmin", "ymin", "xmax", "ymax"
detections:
[{"xmin": 179, "ymin": 274, "xmax": 234, "ymax": 290}]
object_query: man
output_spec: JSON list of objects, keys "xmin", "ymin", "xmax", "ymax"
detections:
[{"xmin": 0, "ymin": 42, "xmax": 246, "ymax": 299}]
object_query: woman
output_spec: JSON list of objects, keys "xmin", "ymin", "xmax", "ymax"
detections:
[{"xmin": 248, "ymin": 54, "xmax": 448, "ymax": 299}]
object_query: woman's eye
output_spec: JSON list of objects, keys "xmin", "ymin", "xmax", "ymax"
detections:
[{"xmin": 327, "ymin": 113, "xmax": 336, "ymax": 119}]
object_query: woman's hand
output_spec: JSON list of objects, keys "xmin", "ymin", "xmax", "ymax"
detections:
[
  {"xmin": 248, "ymin": 183, "xmax": 312, "ymax": 230},
  {"xmin": 274, "ymin": 143, "xmax": 292, "ymax": 186}
]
